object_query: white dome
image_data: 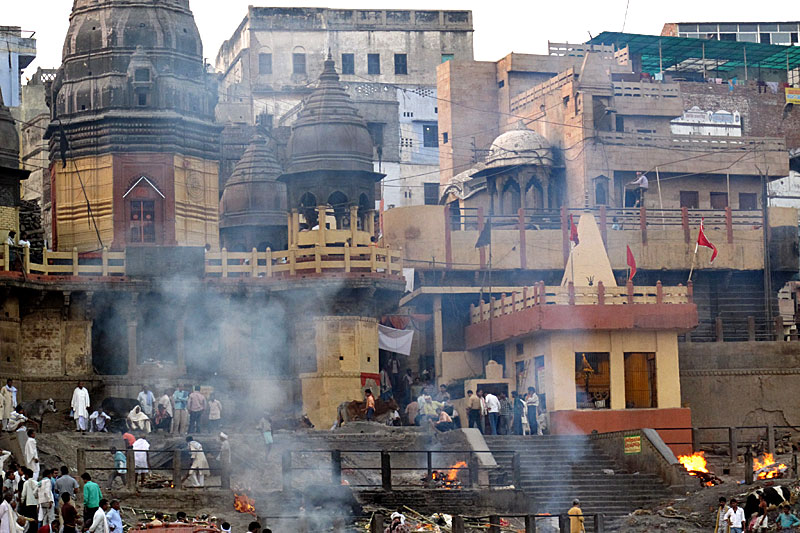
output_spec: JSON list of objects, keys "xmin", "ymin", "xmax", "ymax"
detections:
[{"xmin": 485, "ymin": 128, "xmax": 553, "ymax": 168}]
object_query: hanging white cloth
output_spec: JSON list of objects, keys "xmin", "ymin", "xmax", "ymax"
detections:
[{"xmin": 378, "ymin": 324, "xmax": 414, "ymax": 355}]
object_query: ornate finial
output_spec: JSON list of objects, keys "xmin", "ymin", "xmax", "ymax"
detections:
[{"xmin": 327, "ymin": 48, "xmax": 332, "ymax": 61}]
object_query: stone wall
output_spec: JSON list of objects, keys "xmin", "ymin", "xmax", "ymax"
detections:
[{"xmin": 679, "ymin": 341, "xmax": 800, "ymax": 428}]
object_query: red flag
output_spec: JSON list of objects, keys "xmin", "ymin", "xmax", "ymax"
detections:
[
  {"xmin": 569, "ymin": 214, "xmax": 579, "ymax": 246},
  {"xmin": 626, "ymin": 245, "xmax": 637, "ymax": 281},
  {"xmin": 696, "ymin": 217, "xmax": 718, "ymax": 263}
]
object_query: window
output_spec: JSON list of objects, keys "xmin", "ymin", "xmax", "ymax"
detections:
[
  {"xmin": 710, "ymin": 192, "xmax": 728, "ymax": 209},
  {"xmin": 441, "ymin": 53, "xmax": 454, "ymax": 63},
  {"xmin": 341, "ymin": 53, "xmax": 354, "ymax": 75},
  {"xmin": 259, "ymin": 53, "xmax": 272, "ymax": 74},
  {"xmin": 442, "ymin": 132, "xmax": 448, "ymax": 144},
  {"xmin": 367, "ymin": 53, "xmax": 380, "ymax": 75},
  {"xmin": 615, "ymin": 115, "xmax": 624, "ymax": 132},
  {"xmin": 292, "ymin": 53, "xmax": 306, "ymax": 74},
  {"xmin": 594, "ymin": 176, "xmax": 609, "ymax": 206},
  {"xmin": 423, "ymin": 183, "xmax": 439, "ymax": 205},
  {"xmin": 136, "ymin": 90, "xmax": 148, "ymax": 106},
  {"xmin": 739, "ymin": 192, "xmax": 758, "ymax": 210},
  {"xmin": 624, "ymin": 353, "xmax": 657, "ymax": 408},
  {"xmin": 366, "ymin": 122, "xmax": 384, "ymax": 148},
  {"xmin": 422, "ymin": 124, "xmax": 438, "ymax": 148},
  {"xmin": 760, "ymin": 33, "xmax": 772, "ymax": 44},
  {"xmin": 575, "ymin": 352, "xmax": 610, "ymax": 409},
  {"xmin": 129, "ymin": 200, "xmax": 156, "ymax": 243},
  {"xmin": 679, "ymin": 191, "xmax": 699, "ymax": 208},
  {"xmin": 394, "ymin": 53, "xmax": 407, "ymax": 75}
]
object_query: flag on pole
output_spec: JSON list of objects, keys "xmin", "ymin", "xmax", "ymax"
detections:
[
  {"xmin": 696, "ymin": 217, "xmax": 718, "ymax": 263},
  {"xmin": 475, "ymin": 218, "xmax": 491, "ymax": 248},
  {"xmin": 626, "ymin": 245, "xmax": 637, "ymax": 281},
  {"xmin": 569, "ymin": 214, "xmax": 579, "ymax": 246}
]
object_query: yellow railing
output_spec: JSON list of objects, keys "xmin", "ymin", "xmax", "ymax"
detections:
[
  {"xmin": 0, "ymin": 244, "xmax": 403, "ymax": 279},
  {"xmin": 204, "ymin": 244, "xmax": 403, "ymax": 278},
  {"xmin": 470, "ymin": 281, "xmax": 691, "ymax": 324}
]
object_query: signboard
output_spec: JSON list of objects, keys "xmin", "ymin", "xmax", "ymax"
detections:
[
  {"xmin": 786, "ymin": 87, "xmax": 800, "ymax": 105},
  {"xmin": 624, "ymin": 434, "xmax": 642, "ymax": 454}
]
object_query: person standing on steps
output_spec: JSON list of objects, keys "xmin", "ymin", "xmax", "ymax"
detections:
[
  {"xmin": 187, "ymin": 387, "xmax": 206, "ymax": 434},
  {"xmin": 526, "ymin": 387, "xmax": 540, "ymax": 436},
  {"xmin": 568, "ymin": 499, "xmax": 585, "ymax": 533},
  {"xmin": 71, "ymin": 382, "xmax": 90, "ymax": 433}
]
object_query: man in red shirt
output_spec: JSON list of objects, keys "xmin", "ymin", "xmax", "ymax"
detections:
[
  {"xmin": 187, "ymin": 386, "xmax": 206, "ymax": 433},
  {"xmin": 60, "ymin": 493, "xmax": 79, "ymax": 533}
]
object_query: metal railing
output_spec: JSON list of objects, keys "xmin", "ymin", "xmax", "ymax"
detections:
[
  {"xmin": 281, "ymin": 449, "xmax": 516, "ymax": 491},
  {"xmin": 680, "ymin": 315, "xmax": 792, "ymax": 342}
]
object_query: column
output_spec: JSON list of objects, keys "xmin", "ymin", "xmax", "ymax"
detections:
[
  {"xmin": 609, "ymin": 332, "xmax": 625, "ymax": 410},
  {"xmin": 125, "ymin": 294, "xmax": 139, "ymax": 376},
  {"xmin": 433, "ymin": 294, "xmax": 443, "ymax": 383},
  {"xmin": 175, "ymin": 304, "xmax": 187, "ymax": 375},
  {"xmin": 655, "ymin": 331, "xmax": 681, "ymax": 408}
]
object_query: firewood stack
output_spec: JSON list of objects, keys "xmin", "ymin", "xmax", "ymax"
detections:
[{"xmin": 19, "ymin": 199, "xmax": 44, "ymax": 263}]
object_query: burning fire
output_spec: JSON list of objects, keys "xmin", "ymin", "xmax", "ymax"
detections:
[
  {"xmin": 678, "ymin": 452, "xmax": 709, "ymax": 474},
  {"xmin": 446, "ymin": 461, "xmax": 467, "ymax": 482},
  {"xmin": 233, "ymin": 493, "xmax": 256, "ymax": 516},
  {"xmin": 753, "ymin": 453, "xmax": 788, "ymax": 479}
]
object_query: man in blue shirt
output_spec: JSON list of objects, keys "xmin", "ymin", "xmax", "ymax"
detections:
[
  {"xmin": 107, "ymin": 447, "xmax": 126, "ymax": 489},
  {"xmin": 777, "ymin": 505, "xmax": 800, "ymax": 530},
  {"xmin": 171, "ymin": 385, "xmax": 189, "ymax": 434},
  {"xmin": 106, "ymin": 500, "xmax": 123, "ymax": 533}
]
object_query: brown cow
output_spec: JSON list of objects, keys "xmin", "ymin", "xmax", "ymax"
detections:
[{"xmin": 336, "ymin": 398, "xmax": 400, "ymax": 426}]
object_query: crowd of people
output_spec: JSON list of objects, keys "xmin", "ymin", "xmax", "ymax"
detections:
[
  {"xmin": 714, "ymin": 496, "xmax": 800, "ymax": 532},
  {"xmin": 69, "ymin": 384, "xmax": 224, "ymax": 436},
  {"xmin": 374, "ymin": 358, "xmax": 545, "ymax": 436}
]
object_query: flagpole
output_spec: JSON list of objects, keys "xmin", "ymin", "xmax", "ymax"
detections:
[{"xmin": 688, "ymin": 242, "xmax": 698, "ymax": 282}]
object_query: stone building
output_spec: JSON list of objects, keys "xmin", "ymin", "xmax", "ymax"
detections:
[
  {"xmin": 214, "ymin": 7, "xmax": 474, "ymax": 209},
  {"xmin": 380, "ymin": 38, "xmax": 800, "ymax": 433},
  {"xmin": 0, "ymin": 27, "xmax": 36, "ymax": 109},
  {"xmin": 44, "ymin": 0, "xmax": 221, "ymax": 252}
]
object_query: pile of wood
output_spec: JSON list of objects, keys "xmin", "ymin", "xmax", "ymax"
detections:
[{"xmin": 19, "ymin": 199, "xmax": 44, "ymax": 263}]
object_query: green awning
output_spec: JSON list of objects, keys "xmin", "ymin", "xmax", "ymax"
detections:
[{"xmin": 587, "ymin": 31, "xmax": 800, "ymax": 74}]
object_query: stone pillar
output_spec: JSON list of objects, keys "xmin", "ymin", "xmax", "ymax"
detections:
[
  {"xmin": 433, "ymin": 294, "xmax": 443, "ymax": 383},
  {"xmin": 609, "ymin": 332, "xmax": 625, "ymax": 410},
  {"xmin": 175, "ymin": 303, "xmax": 187, "ymax": 375}
]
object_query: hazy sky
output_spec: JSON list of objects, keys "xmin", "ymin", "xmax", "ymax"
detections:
[{"xmin": 6, "ymin": 0, "xmax": 796, "ymax": 79}]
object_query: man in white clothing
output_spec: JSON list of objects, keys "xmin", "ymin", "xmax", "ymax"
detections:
[
  {"xmin": 37, "ymin": 467, "xmax": 55, "ymax": 526},
  {"xmin": 132, "ymin": 437, "xmax": 150, "ymax": 485},
  {"xmin": 0, "ymin": 492, "xmax": 13, "ymax": 533},
  {"xmin": 723, "ymin": 498, "xmax": 746, "ymax": 533},
  {"xmin": 182, "ymin": 437, "xmax": 209, "ymax": 488},
  {"xmin": 483, "ymin": 391, "xmax": 501, "ymax": 435},
  {"xmin": 137, "ymin": 387, "xmax": 155, "ymax": 419},
  {"xmin": 89, "ymin": 408, "xmax": 111, "ymax": 433},
  {"xmin": 71, "ymin": 382, "xmax": 90, "ymax": 432},
  {"xmin": 1, "ymin": 380, "xmax": 17, "ymax": 431},
  {"xmin": 88, "ymin": 500, "xmax": 110, "ymax": 533},
  {"xmin": 24, "ymin": 429, "xmax": 39, "ymax": 480}
]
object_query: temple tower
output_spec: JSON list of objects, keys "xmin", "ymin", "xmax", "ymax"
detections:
[{"xmin": 46, "ymin": 0, "xmax": 221, "ymax": 251}]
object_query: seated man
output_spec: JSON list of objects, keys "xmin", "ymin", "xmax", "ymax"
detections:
[
  {"xmin": 126, "ymin": 406, "xmax": 152, "ymax": 433},
  {"xmin": 89, "ymin": 408, "xmax": 111, "ymax": 433},
  {"xmin": 432, "ymin": 406, "xmax": 454, "ymax": 432},
  {"xmin": 7, "ymin": 408, "xmax": 30, "ymax": 432},
  {"xmin": 153, "ymin": 404, "xmax": 171, "ymax": 433}
]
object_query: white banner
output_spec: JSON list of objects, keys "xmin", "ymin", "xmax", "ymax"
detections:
[{"xmin": 378, "ymin": 324, "xmax": 414, "ymax": 355}]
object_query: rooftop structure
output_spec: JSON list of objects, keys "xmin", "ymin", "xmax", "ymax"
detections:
[
  {"xmin": 662, "ymin": 22, "xmax": 800, "ymax": 46},
  {"xmin": 0, "ymin": 27, "xmax": 36, "ymax": 108}
]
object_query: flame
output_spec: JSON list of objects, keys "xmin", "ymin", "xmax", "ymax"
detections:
[
  {"xmin": 678, "ymin": 452, "xmax": 709, "ymax": 474},
  {"xmin": 446, "ymin": 461, "xmax": 468, "ymax": 482},
  {"xmin": 233, "ymin": 493, "xmax": 256, "ymax": 516},
  {"xmin": 753, "ymin": 453, "xmax": 788, "ymax": 479}
]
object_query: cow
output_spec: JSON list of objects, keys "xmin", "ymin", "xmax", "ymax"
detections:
[
  {"xmin": 743, "ymin": 485, "xmax": 799, "ymax": 520},
  {"xmin": 100, "ymin": 397, "xmax": 140, "ymax": 433},
  {"xmin": 271, "ymin": 414, "xmax": 315, "ymax": 431},
  {"xmin": 19, "ymin": 399, "xmax": 57, "ymax": 432},
  {"xmin": 336, "ymin": 398, "xmax": 399, "ymax": 426}
]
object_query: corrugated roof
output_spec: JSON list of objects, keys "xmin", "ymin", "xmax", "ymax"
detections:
[{"xmin": 587, "ymin": 31, "xmax": 800, "ymax": 73}]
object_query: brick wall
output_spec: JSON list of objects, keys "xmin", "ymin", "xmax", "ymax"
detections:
[
  {"xmin": 18, "ymin": 306, "xmax": 91, "ymax": 378},
  {"xmin": 680, "ymin": 81, "xmax": 800, "ymax": 150}
]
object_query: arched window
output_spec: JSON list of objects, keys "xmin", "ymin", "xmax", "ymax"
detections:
[
  {"xmin": 594, "ymin": 175, "xmax": 609, "ymax": 206},
  {"xmin": 123, "ymin": 176, "xmax": 164, "ymax": 244},
  {"xmin": 292, "ymin": 46, "xmax": 306, "ymax": 75},
  {"xmin": 299, "ymin": 192, "xmax": 317, "ymax": 229},
  {"xmin": 501, "ymin": 179, "xmax": 521, "ymax": 214},
  {"xmin": 525, "ymin": 178, "xmax": 544, "ymax": 210},
  {"xmin": 327, "ymin": 191, "xmax": 349, "ymax": 229}
]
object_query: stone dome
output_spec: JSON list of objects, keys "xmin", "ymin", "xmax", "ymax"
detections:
[
  {"xmin": 220, "ymin": 134, "xmax": 287, "ymax": 229},
  {"xmin": 0, "ymin": 89, "xmax": 19, "ymax": 169},
  {"xmin": 284, "ymin": 55, "xmax": 375, "ymax": 176},
  {"xmin": 485, "ymin": 127, "xmax": 554, "ymax": 169}
]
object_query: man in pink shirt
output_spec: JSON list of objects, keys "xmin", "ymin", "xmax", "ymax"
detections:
[{"xmin": 187, "ymin": 386, "xmax": 206, "ymax": 433}]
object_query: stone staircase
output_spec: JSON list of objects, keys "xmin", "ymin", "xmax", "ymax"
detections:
[{"xmin": 484, "ymin": 435, "xmax": 671, "ymax": 521}]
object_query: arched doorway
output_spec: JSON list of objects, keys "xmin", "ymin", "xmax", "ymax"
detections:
[
  {"xmin": 299, "ymin": 192, "xmax": 318, "ymax": 229},
  {"xmin": 525, "ymin": 178, "xmax": 545, "ymax": 210},
  {"xmin": 501, "ymin": 179, "xmax": 521, "ymax": 214},
  {"xmin": 327, "ymin": 191, "xmax": 349, "ymax": 229}
]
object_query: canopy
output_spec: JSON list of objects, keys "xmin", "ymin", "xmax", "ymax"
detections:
[{"xmin": 587, "ymin": 31, "xmax": 800, "ymax": 74}]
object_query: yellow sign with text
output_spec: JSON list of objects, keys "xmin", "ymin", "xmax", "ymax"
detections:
[
  {"xmin": 624, "ymin": 434, "xmax": 642, "ymax": 454},
  {"xmin": 786, "ymin": 87, "xmax": 800, "ymax": 104}
]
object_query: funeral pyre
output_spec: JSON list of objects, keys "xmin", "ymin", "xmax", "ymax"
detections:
[
  {"xmin": 677, "ymin": 452, "xmax": 723, "ymax": 486},
  {"xmin": 753, "ymin": 453, "xmax": 789, "ymax": 479},
  {"xmin": 423, "ymin": 461, "xmax": 467, "ymax": 489}
]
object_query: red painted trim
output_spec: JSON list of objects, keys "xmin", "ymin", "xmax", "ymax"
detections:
[
  {"xmin": 49, "ymin": 162, "xmax": 58, "ymax": 250},
  {"xmin": 443, "ymin": 205, "xmax": 452, "ymax": 269},
  {"xmin": 360, "ymin": 373, "xmax": 380, "ymax": 387},
  {"xmin": 549, "ymin": 408, "xmax": 693, "ymax": 456},
  {"xmin": 681, "ymin": 207, "xmax": 690, "ymax": 244},
  {"xmin": 464, "ymin": 302, "xmax": 698, "ymax": 349},
  {"xmin": 518, "ymin": 208, "xmax": 526, "ymax": 269}
]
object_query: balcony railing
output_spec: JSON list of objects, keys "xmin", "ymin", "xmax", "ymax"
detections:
[
  {"xmin": 469, "ymin": 281, "xmax": 691, "ymax": 324},
  {"xmin": 0, "ymin": 244, "xmax": 403, "ymax": 279}
]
